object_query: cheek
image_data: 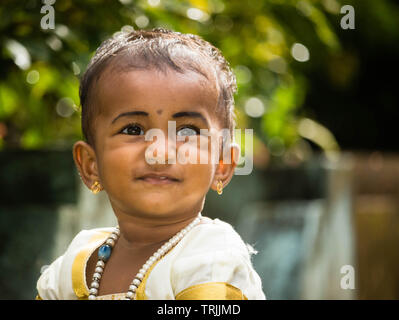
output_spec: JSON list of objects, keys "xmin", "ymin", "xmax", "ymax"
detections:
[
  {"xmin": 180, "ymin": 163, "xmax": 214, "ymax": 200},
  {"xmin": 97, "ymin": 144, "xmax": 138, "ymax": 189},
  {"xmin": 176, "ymin": 135, "xmax": 220, "ymax": 165},
  {"xmin": 177, "ymin": 139, "xmax": 217, "ymax": 192}
]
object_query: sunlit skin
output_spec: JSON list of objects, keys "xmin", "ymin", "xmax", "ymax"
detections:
[{"xmin": 73, "ymin": 67, "xmax": 239, "ymax": 295}]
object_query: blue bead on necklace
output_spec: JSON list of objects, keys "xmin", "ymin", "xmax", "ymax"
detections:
[{"xmin": 98, "ymin": 244, "xmax": 112, "ymax": 261}]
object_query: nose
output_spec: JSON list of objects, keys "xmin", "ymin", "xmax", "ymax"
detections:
[{"xmin": 144, "ymin": 130, "xmax": 177, "ymax": 165}]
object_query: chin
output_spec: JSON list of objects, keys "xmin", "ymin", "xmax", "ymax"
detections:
[{"xmin": 134, "ymin": 199, "xmax": 176, "ymax": 215}]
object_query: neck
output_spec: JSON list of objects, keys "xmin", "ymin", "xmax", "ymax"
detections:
[{"xmin": 115, "ymin": 211, "xmax": 201, "ymax": 249}]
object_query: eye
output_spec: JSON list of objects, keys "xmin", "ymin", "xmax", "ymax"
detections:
[
  {"xmin": 120, "ymin": 124, "xmax": 144, "ymax": 135},
  {"xmin": 177, "ymin": 125, "xmax": 200, "ymax": 136}
]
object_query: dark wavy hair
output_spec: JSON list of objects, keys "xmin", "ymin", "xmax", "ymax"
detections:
[{"xmin": 79, "ymin": 28, "xmax": 237, "ymax": 147}]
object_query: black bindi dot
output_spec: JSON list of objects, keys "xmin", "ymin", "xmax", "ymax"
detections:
[{"xmin": 157, "ymin": 109, "xmax": 163, "ymax": 115}]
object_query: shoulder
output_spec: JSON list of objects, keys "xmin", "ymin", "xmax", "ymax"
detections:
[
  {"xmin": 36, "ymin": 227, "xmax": 115, "ymax": 300},
  {"xmin": 180, "ymin": 217, "xmax": 250, "ymax": 256},
  {"xmin": 170, "ymin": 217, "xmax": 266, "ymax": 300}
]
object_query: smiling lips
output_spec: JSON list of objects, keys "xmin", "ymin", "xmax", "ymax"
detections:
[{"xmin": 138, "ymin": 173, "xmax": 180, "ymax": 185}]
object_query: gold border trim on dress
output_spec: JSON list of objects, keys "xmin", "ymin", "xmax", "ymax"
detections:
[
  {"xmin": 95, "ymin": 293, "xmax": 126, "ymax": 300},
  {"xmin": 175, "ymin": 282, "xmax": 248, "ymax": 300},
  {"xmin": 134, "ymin": 256, "xmax": 161, "ymax": 300},
  {"xmin": 134, "ymin": 245, "xmax": 178, "ymax": 300},
  {"xmin": 72, "ymin": 231, "xmax": 112, "ymax": 299}
]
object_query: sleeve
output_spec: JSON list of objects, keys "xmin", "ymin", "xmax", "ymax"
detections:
[
  {"xmin": 36, "ymin": 254, "xmax": 65, "ymax": 300},
  {"xmin": 171, "ymin": 248, "xmax": 266, "ymax": 300}
]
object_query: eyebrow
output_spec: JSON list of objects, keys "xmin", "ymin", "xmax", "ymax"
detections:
[{"xmin": 111, "ymin": 110, "xmax": 209, "ymax": 126}]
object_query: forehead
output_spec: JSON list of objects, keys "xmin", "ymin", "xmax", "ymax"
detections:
[{"xmin": 95, "ymin": 67, "xmax": 220, "ymax": 123}]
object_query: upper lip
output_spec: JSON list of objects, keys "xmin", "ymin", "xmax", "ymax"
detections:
[{"xmin": 138, "ymin": 173, "xmax": 180, "ymax": 181}]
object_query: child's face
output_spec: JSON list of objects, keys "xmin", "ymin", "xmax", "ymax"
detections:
[{"xmin": 75, "ymin": 67, "xmax": 237, "ymax": 219}]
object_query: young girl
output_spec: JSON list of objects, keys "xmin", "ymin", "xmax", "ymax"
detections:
[{"xmin": 36, "ymin": 28, "xmax": 266, "ymax": 300}]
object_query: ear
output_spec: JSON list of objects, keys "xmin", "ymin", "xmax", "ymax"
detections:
[
  {"xmin": 210, "ymin": 142, "xmax": 240, "ymax": 192},
  {"xmin": 72, "ymin": 140, "xmax": 101, "ymax": 191}
]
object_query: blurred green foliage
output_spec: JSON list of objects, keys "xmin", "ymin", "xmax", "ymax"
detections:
[{"xmin": 0, "ymin": 0, "xmax": 360, "ymax": 161}]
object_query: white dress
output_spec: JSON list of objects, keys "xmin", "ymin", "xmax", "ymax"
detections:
[{"xmin": 36, "ymin": 217, "xmax": 266, "ymax": 300}]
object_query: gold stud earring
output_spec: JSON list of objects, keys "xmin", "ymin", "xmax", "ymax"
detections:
[
  {"xmin": 90, "ymin": 181, "xmax": 102, "ymax": 194},
  {"xmin": 216, "ymin": 180, "xmax": 223, "ymax": 195}
]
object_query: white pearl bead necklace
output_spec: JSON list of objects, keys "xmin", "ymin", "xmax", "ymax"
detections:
[{"xmin": 88, "ymin": 213, "xmax": 202, "ymax": 300}]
